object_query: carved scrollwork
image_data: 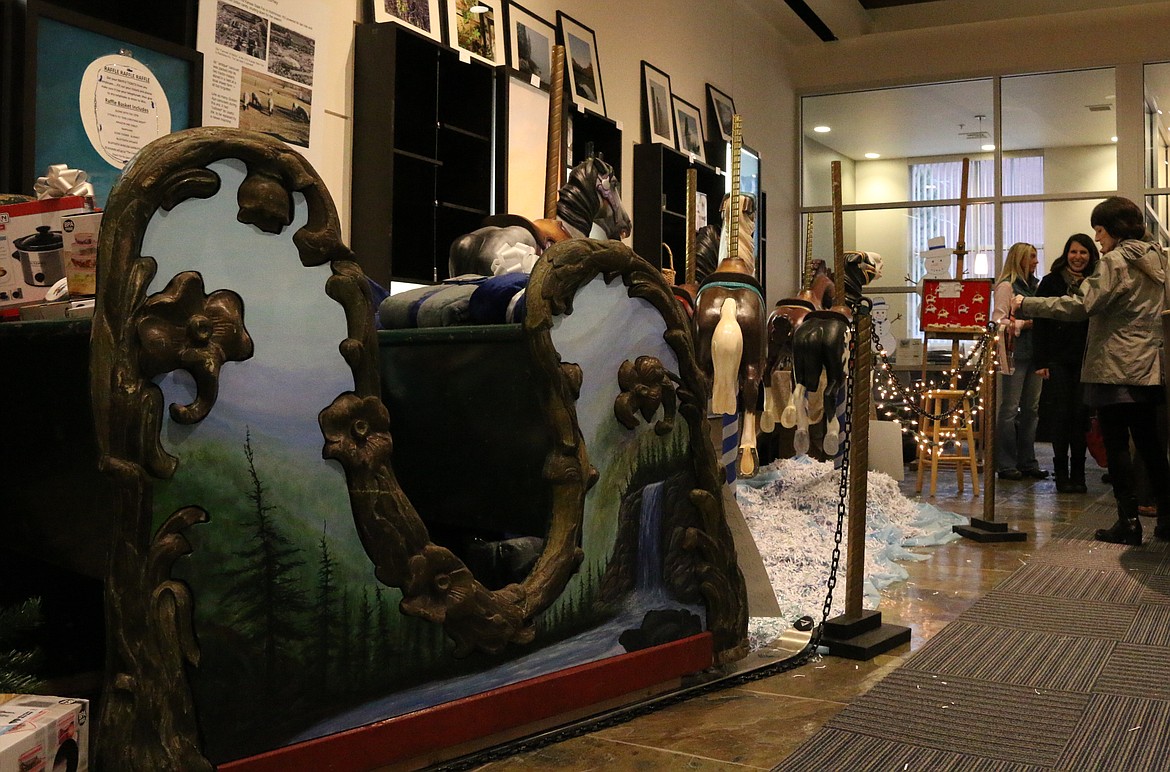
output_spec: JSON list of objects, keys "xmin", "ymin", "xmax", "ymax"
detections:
[{"xmin": 614, "ymin": 356, "xmax": 679, "ymax": 436}]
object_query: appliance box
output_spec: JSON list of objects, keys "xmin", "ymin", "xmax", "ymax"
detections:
[
  {"xmin": 0, "ymin": 694, "xmax": 89, "ymax": 772},
  {"xmin": 895, "ymin": 337, "xmax": 924, "ymax": 366},
  {"xmin": 0, "ymin": 197, "xmax": 91, "ymax": 310},
  {"xmin": 61, "ymin": 211, "xmax": 102, "ymax": 298}
]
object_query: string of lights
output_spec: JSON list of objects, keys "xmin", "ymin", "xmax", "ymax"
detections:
[{"xmin": 869, "ymin": 323, "xmax": 1001, "ymax": 451}]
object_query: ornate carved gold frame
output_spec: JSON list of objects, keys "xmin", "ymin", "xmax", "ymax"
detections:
[{"xmin": 89, "ymin": 128, "xmax": 746, "ymax": 770}]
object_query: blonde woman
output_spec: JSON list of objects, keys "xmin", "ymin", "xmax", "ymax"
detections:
[{"xmin": 992, "ymin": 242, "xmax": 1046, "ymax": 481}]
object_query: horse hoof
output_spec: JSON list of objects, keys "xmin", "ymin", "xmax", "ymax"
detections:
[
  {"xmin": 794, "ymin": 430, "xmax": 810, "ymax": 456},
  {"xmin": 823, "ymin": 433, "xmax": 840, "ymax": 456},
  {"xmin": 760, "ymin": 413, "xmax": 775, "ymax": 433},
  {"xmin": 738, "ymin": 448, "xmax": 760, "ymax": 478}
]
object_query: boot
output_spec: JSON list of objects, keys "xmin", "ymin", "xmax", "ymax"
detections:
[
  {"xmin": 1156, "ymin": 500, "xmax": 1170, "ymax": 540},
  {"xmin": 1070, "ymin": 455, "xmax": 1088, "ymax": 494},
  {"xmin": 1054, "ymin": 455, "xmax": 1073, "ymax": 493},
  {"xmin": 1096, "ymin": 496, "xmax": 1142, "ymax": 546}
]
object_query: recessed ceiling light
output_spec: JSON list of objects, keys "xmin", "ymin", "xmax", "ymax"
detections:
[
  {"xmin": 864, "ymin": 152, "xmax": 880, "ymax": 159},
  {"xmin": 1111, "ymin": 136, "xmax": 1118, "ymax": 142},
  {"xmin": 981, "ymin": 144, "xmax": 995, "ymax": 151},
  {"xmin": 813, "ymin": 125, "xmax": 831, "ymax": 133}
]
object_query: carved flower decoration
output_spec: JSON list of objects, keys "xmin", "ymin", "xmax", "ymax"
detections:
[
  {"xmin": 237, "ymin": 169, "xmax": 292, "ymax": 234},
  {"xmin": 614, "ymin": 356, "xmax": 677, "ymax": 435},
  {"xmin": 320, "ymin": 393, "xmax": 393, "ymax": 471},
  {"xmin": 136, "ymin": 272, "xmax": 253, "ymax": 423},
  {"xmin": 400, "ymin": 544, "xmax": 476, "ymax": 623}
]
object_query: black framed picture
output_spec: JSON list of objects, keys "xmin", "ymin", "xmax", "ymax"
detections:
[
  {"xmin": 447, "ymin": 0, "xmax": 504, "ymax": 65},
  {"xmin": 505, "ymin": 2, "xmax": 554, "ymax": 90},
  {"xmin": 641, "ymin": 61, "xmax": 675, "ymax": 148},
  {"xmin": 556, "ymin": 12, "xmax": 605, "ymax": 117},
  {"xmin": 706, "ymin": 83, "xmax": 736, "ymax": 143},
  {"xmin": 672, "ymin": 95, "xmax": 704, "ymax": 161},
  {"xmin": 22, "ymin": 1, "xmax": 202, "ymax": 207},
  {"xmin": 366, "ymin": 0, "xmax": 444, "ymax": 42}
]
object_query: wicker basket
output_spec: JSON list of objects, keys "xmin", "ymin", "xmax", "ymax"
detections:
[{"xmin": 661, "ymin": 243, "xmax": 676, "ymax": 285}]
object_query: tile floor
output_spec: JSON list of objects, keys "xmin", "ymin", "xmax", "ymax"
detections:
[{"xmin": 472, "ymin": 445, "xmax": 1109, "ymax": 770}]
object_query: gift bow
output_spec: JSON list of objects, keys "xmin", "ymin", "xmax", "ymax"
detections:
[{"xmin": 34, "ymin": 164, "xmax": 94, "ymax": 200}]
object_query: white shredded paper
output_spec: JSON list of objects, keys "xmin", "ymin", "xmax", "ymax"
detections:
[{"xmin": 739, "ymin": 457, "xmax": 968, "ymax": 651}]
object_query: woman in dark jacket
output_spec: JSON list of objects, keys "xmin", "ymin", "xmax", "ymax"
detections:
[
  {"xmin": 1032, "ymin": 234, "xmax": 1099, "ymax": 493},
  {"xmin": 1016, "ymin": 197, "xmax": 1170, "ymax": 545}
]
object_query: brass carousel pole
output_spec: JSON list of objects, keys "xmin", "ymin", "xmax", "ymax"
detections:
[
  {"xmin": 544, "ymin": 44, "xmax": 566, "ymax": 220},
  {"xmin": 822, "ymin": 160, "xmax": 910, "ymax": 658}
]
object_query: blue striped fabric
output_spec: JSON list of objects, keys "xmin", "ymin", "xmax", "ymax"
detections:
[{"xmin": 721, "ymin": 413, "xmax": 739, "ymax": 484}]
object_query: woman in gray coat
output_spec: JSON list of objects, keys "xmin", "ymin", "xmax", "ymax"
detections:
[{"xmin": 1015, "ymin": 196, "xmax": 1170, "ymax": 545}]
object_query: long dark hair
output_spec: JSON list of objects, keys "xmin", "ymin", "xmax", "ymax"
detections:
[
  {"xmin": 1090, "ymin": 196, "xmax": 1147, "ymax": 241},
  {"xmin": 1050, "ymin": 233, "xmax": 1099, "ymax": 276}
]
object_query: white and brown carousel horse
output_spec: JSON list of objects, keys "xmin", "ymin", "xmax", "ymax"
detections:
[
  {"xmin": 448, "ymin": 153, "xmax": 631, "ymax": 277},
  {"xmin": 693, "ymin": 193, "xmax": 766, "ymax": 477}
]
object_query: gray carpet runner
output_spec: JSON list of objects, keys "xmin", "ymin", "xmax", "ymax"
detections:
[{"xmin": 775, "ymin": 498, "xmax": 1170, "ymax": 770}]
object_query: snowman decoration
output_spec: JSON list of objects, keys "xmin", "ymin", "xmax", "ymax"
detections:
[{"xmin": 872, "ymin": 297, "xmax": 899, "ymax": 356}]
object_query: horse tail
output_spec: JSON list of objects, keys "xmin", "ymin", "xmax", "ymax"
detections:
[{"xmin": 710, "ymin": 297, "xmax": 743, "ymax": 415}]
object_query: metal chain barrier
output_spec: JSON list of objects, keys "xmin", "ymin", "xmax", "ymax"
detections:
[{"xmin": 871, "ymin": 323, "xmax": 997, "ymax": 422}]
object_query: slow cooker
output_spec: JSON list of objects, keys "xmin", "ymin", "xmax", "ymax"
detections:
[{"xmin": 11, "ymin": 225, "xmax": 66, "ymax": 287}]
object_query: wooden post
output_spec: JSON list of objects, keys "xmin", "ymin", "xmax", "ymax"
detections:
[
  {"xmin": 544, "ymin": 45, "xmax": 565, "ymax": 220},
  {"xmin": 821, "ymin": 161, "xmax": 911, "ymax": 656},
  {"xmin": 981, "ymin": 336, "xmax": 997, "ymax": 521},
  {"xmin": 831, "ymin": 162, "xmax": 845, "ymax": 306},
  {"xmin": 953, "ymin": 325, "xmax": 1026, "ymax": 541},
  {"xmin": 845, "ymin": 311, "xmax": 871, "ymax": 618}
]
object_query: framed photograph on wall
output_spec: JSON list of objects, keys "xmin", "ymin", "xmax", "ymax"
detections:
[
  {"xmin": 556, "ymin": 12, "xmax": 605, "ymax": 117},
  {"xmin": 640, "ymin": 61, "xmax": 675, "ymax": 148},
  {"xmin": 672, "ymin": 95, "xmax": 704, "ymax": 161},
  {"xmin": 706, "ymin": 83, "xmax": 736, "ymax": 142},
  {"xmin": 448, "ymin": 0, "xmax": 505, "ymax": 65},
  {"xmin": 505, "ymin": 3, "xmax": 554, "ymax": 90},
  {"xmin": 22, "ymin": 1, "xmax": 202, "ymax": 207},
  {"xmin": 367, "ymin": 0, "xmax": 443, "ymax": 42}
]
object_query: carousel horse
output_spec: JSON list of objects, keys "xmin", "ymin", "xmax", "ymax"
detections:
[
  {"xmin": 785, "ymin": 251, "xmax": 882, "ymax": 456},
  {"xmin": 693, "ymin": 194, "xmax": 765, "ymax": 477},
  {"xmin": 760, "ymin": 259, "xmax": 834, "ymax": 433},
  {"xmin": 449, "ymin": 154, "xmax": 631, "ymax": 277}
]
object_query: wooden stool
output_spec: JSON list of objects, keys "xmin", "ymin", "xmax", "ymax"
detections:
[{"xmin": 915, "ymin": 388, "xmax": 979, "ymax": 497}]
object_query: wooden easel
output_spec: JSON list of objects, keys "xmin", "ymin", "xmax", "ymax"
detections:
[{"xmin": 915, "ymin": 158, "xmax": 981, "ymax": 496}]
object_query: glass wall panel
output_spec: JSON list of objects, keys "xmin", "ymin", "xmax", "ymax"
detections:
[
  {"xmin": 802, "ymin": 79, "xmax": 994, "ymax": 208},
  {"xmin": 1000, "ymin": 199, "xmax": 1099, "ymax": 278},
  {"xmin": 1001, "ymin": 69, "xmax": 1116, "ymax": 195},
  {"xmin": 1146, "ymin": 195, "xmax": 1170, "ymax": 248},
  {"xmin": 1144, "ymin": 63, "xmax": 1170, "ymax": 241},
  {"xmin": 1145, "ymin": 63, "xmax": 1170, "ymax": 190}
]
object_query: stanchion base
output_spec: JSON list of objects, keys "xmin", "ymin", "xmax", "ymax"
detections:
[
  {"xmin": 821, "ymin": 609, "xmax": 911, "ymax": 660},
  {"xmin": 953, "ymin": 518, "xmax": 1027, "ymax": 542}
]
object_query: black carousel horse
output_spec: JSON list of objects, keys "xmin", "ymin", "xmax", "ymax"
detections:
[
  {"xmin": 449, "ymin": 154, "xmax": 631, "ymax": 277},
  {"xmin": 787, "ymin": 251, "xmax": 882, "ymax": 456}
]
